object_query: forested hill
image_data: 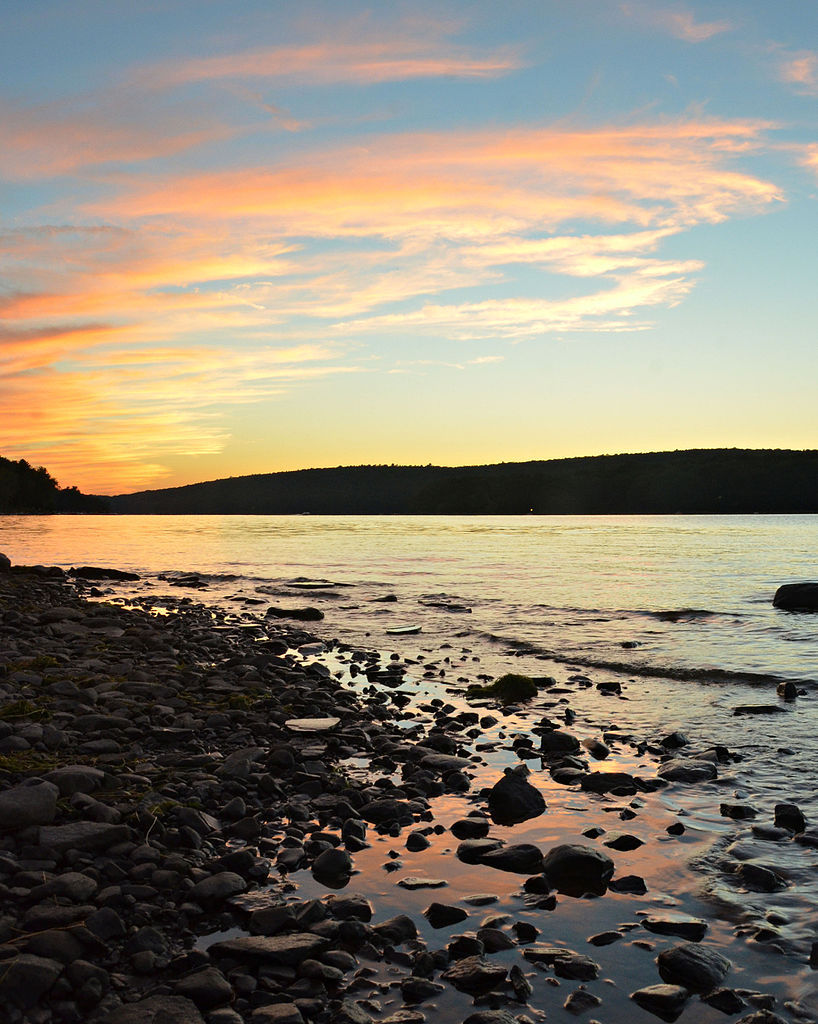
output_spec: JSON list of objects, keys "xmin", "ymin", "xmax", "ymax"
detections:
[
  {"xmin": 0, "ymin": 457, "xmax": 108, "ymax": 513},
  {"xmin": 110, "ymin": 449, "xmax": 818, "ymax": 514}
]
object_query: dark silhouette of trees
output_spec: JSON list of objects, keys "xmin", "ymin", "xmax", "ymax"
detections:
[{"xmin": 0, "ymin": 457, "xmax": 108, "ymax": 513}]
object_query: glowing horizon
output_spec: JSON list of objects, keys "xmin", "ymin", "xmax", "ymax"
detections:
[{"xmin": 2, "ymin": 2, "xmax": 816, "ymax": 494}]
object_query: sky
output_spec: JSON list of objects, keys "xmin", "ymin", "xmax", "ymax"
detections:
[{"xmin": 1, "ymin": 0, "xmax": 817, "ymax": 494}]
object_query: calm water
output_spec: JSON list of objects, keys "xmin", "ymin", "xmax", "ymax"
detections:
[
  {"xmin": 5, "ymin": 514, "xmax": 818, "ymax": 1014},
  {"xmin": 2, "ymin": 514, "xmax": 817, "ymax": 684}
]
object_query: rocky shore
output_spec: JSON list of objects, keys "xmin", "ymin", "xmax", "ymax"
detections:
[{"xmin": 0, "ymin": 556, "xmax": 814, "ymax": 1024}]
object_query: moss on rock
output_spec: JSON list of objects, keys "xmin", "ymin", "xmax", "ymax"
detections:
[{"xmin": 467, "ymin": 672, "xmax": 538, "ymax": 704}]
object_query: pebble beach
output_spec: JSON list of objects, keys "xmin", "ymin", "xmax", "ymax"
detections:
[{"xmin": 0, "ymin": 553, "xmax": 816, "ymax": 1024}]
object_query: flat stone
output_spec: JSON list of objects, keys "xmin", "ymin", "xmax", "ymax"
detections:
[
  {"xmin": 285, "ymin": 718, "xmax": 340, "ymax": 732},
  {"xmin": 0, "ymin": 953, "xmax": 63, "ymax": 1009},
  {"xmin": 424, "ymin": 902, "xmax": 469, "ymax": 928},
  {"xmin": 442, "ymin": 955, "xmax": 507, "ymax": 994},
  {"xmin": 38, "ymin": 821, "xmax": 129, "ymax": 853},
  {"xmin": 644, "ymin": 916, "xmax": 708, "ymax": 941},
  {"xmin": 190, "ymin": 871, "xmax": 247, "ymax": 909},
  {"xmin": 657, "ymin": 760, "xmax": 718, "ymax": 784},
  {"xmin": 398, "ymin": 876, "xmax": 448, "ymax": 890},
  {"xmin": 44, "ymin": 764, "xmax": 106, "ymax": 795},
  {"xmin": 580, "ymin": 771, "xmax": 639, "ymax": 795},
  {"xmin": 209, "ymin": 933, "xmax": 328, "ymax": 966},
  {"xmin": 479, "ymin": 843, "xmax": 544, "ymax": 874}
]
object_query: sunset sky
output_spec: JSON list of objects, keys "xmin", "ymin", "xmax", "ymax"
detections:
[{"xmin": 2, "ymin": 1, "xmax": 817, "ymax": 494}]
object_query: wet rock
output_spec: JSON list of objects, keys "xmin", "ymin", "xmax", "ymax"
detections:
[
  {"xmin": 359, "ymin": 798, "xmax": 424, "ymax": 825},
  {"xmin": 44, "ymin": 764, "xmax": 106, "ymax": 795},
  {"xmin": 553, "ymin": 953, "xmax": 600, "ymax": 980},
  {"xmin": 0, "ymin": 779, "xmax": 59, "ymax": 828},
  {"xmin": 509, "ymin": 963, "xmax": 533, "ymax": 1001},
  {"xmin": 564, "ymin": 988, "xmax": 603, "ymax": 1014},
  {"xmin": 644, "ymin": 917, "xmax": 708, "ymax": 941},
  {"xmin": 406, "ymin": 831, "xmax": 431, "ymax": 851},
  {"xmin": 733, "ymin": 705, "xmax": 786, "ymax": 716},
  {"xmin": 657, "ymin": 760, "xmax": 718, "ymax": 784},
  {"xmin": 703, "ymin": 989, "xmax": 746, "ymax": 1013},
  {"xmin": 373, "ymin": 914, "xmax": 417, "ymax": 944},
  {"xmin": 312, "ymin": 847, "xmax": 353, "ymax": 880},
  {"xmin": 479, "ymin": 843, "xmax": 544, "ymax": 874},
  {"xmin": 736, "ymin": 863, "xmax": 788, "ymax": 893},
  {"xmin": 106, "ymin": 995, "xmax": 206, "ymax": 1023},
  {"xmin": 660, "ymin": 731, "xmax": 689, "ymax": 749},
  {"xmin": 209, "ymin": 933, "xmax": 329, "ymax": 965},
  {"xmin": 775, "ymin": 802, "xmax": 806, "ymax": 833},
  {"xmin": 398, "ymin": 876, "xmax": 448, "ymax": 890},
  {"xmin": 448, "ymin": 934, "xmax": 484, "ymax": 960},
  {"xmin": 456, "ymin": 838, "xmax": 504, "ymax": 864},
  {"xmin": 325, "ymin": 894, "xmax": 373, "ymax": 921},
  {"xmin": 588, "ymin": 931, "xmax": 623, "ymax": 946},
  {"xmin": 0, "ymin": 551, "xmax": 10, "ymax": 571},
  {"xmin": 451, "ymin": 817, "xmax": 490, "ymax": 839},
  {"xmin": 656, "ymin": 942, "xmax": 730, "ymax": 992},
  {"xmin": 580, "ymin": 771, "xmax": 639, "ymax": 795},
  {"xmin": 540, "ymin": 729, "xmax": 581, "ymax": 754},
  {"xmin": 721, "ymin": 803, "xmax": 758, "ymax": 820},
  {"xmin": 487, "ymin": 765, "xmax": 546, "ymax": 825},
  {"xmin": 477, "ymin": 926, "xmax": 515, "ymax": 952},
  {"xmin": 464, "ymin": 1013, "xmax": 518, "ymax": 1024},
  {"xmin": 325, "ymin": 1002, "xmax": 371, "ymax": 1024},
  {"xmin": 733, "ymin": 1014, "xmax": 789, "ymax": 1024},
  {"xmin": 401, "ymin": 976, "xmax": 445, "ymax": 1002},
  {"xmin": 773, "ymin": 582, "xmax": 818, "ymax": 611},
  {"xmin": 602, "ymin": 833, "xmax": 643, "ymax": 851},
  {"xmin": 541, "ymin": 843, "xmax": 615, "ymax": 896},
  {"xmin": 631, "ymin": 984, "xmax": 690, "ymax": 1022},
  {"xmin": 777, "ymin": 681, "xmax": 798, "ymax": 701},
  {"xmin": 442, "ymin": 955, "xmax": 507, "ymax": 994},
  {"xmin": 424, "ymin": 903, "xmax": 469, "ymax": 928}
]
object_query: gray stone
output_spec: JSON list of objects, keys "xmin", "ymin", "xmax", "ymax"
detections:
[
  {"xmin": 423, "ymin": 902, "xmax": 469, "ymax": 928},
  {"xmin": 644, "ymin": 916, "xmax": 708, "ymax": 941},
  {"xmin": 479, "ymin": 843, "xmax": 544, "ymax": 874},
  {"xmin": 0, "ymin": 779, "xmax": 59, "ymax": 829},
  {"xmin": 44, "ymin": 764, "xmax": 106, "ymax": 796},
  {"xmin": 174, "ymin": 967, "xmax": 233, "ymax": 1010},
  {"xmin": 312, "ymin": 847, "xmax": 352, "ymax": 879},
  {"xmin": 251, "ymin": 1004, "xmax": 304, "ymax": 1024},
  {"xmin": 656, "ymin": 942, "xmax": 730, "ymax": 992},
  {"xmin": 38, "ymin": 821, "xmax": 129, "ymax": 852},
  {"xmin": 210, "ymin": 933, "xmax": 328, "ymax": 965}
]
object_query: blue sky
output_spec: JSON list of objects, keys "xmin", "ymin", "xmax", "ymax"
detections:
[{"xmin": 1, "ymin": 0, "xmax": 816, "ymax": 492}]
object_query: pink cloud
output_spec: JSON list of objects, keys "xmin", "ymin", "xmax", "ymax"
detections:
[
  {"xmin": 621, "ymin": 4, "xmax": 731, "ymax": 42},
  {"xmin": 777, "ymin": 50, "xmax": 818, "ymax": 94}
]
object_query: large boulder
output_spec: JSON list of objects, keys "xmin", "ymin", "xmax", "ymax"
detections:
[
  {"xmin": 773, "ymin": 583, "xmax": 818, "ymax": 611},
  {"xmin": 487, "ymin": 765, "xmax": 546, "ymax": 825},
  {"xmin": 656, "ymin": 942, "xmax": 730, "ymax": 992},
  {"xmin": 541, "ymin": 843, "xmax": 614, "ymax": 896}
]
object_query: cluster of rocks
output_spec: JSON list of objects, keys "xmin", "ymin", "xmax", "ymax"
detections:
[{"xmin": 1, "ymin": 556, "xmax": 814, "ymax": 1024}]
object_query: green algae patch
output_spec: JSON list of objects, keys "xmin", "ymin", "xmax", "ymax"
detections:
[{"xmin": 467, "ymin": 673, "xmax": 538, "ymax": 704}]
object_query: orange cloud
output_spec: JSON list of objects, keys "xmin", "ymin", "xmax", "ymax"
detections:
[
  {"xmin": 620, "ymin": 3, "xmax": 731, "ymax": 42},
  {"xmin": 777, "ymin": 50, "xmax": 818, "ymax": 94}
]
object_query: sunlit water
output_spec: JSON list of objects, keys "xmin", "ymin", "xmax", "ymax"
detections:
[{"xmin": 4, "ymin": 514, "xmax": 818, "ymax": 1017}]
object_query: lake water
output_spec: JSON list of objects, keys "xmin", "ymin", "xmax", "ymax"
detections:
[{"xmin": 4, "ymin": 513, "xmax": 818, "ymax": 1016}]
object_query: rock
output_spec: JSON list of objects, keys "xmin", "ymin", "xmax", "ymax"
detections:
[
  {"xmin": 174, "ymin": 967, "xmax": 233, "ymax": 1010},
  {"xmin": 0, "ymin": 953, "xmax": 63, "ymax": 1009},
  {"xmin": 397, "ymin": 876, "xmax": 448, "ymax": 890},
  {"xmin": 580, "ymin": 771, "xmax": 639, "ymax": 795},
  {"xmin": 456, "ymin": 838, "xmax": 504, "ymax": 863},
  {"xmin": 190, "ymin": 871, "xmax": 247, "ymax": 909},
  {"xmin": 209, "ymin": 934, "xmax": 328, "ymax": 965},
  {"xmin": 0, "ymin": 779, "xmax": 59, "ymax": 829},
  {"xmin": 487, "ymin": 765, "xmax": 546, "ymax": 825},
  {"xmin": 553, "ymin": 953, "xmax": 599, "ymax": 980},
  {"xmin": 733, "ymin": 1013, "xmax": 789, "ymax": 1024},
  {"xmin": 442, "ymin": 955, "xmax": 507, "ymax": 994},
  {"xmin": 656, "ymin": 942, "xmax": 730, "ymax": 992},
  {"xmin": 602, "ymin": 833, "xmax": 643, "ymax": 851},
  {"xmin": 70, "ymin": 565, "xmax": 140, "ymax": 580},
  {"xmin": 477, "ymin": 927, "xmax": 515, "ymax": 952},
  {"xmin": 45, "ymin": 763, "xmax": 107, "ymax": 796},
  {"xmin": 657, "ymin": 760, "xmax": 718, "ymax": 783},
  {"xmin": 424, "ymin": 903, "xmax": 469, "ymax": 928},
  {"xmin": 540, "ymin": 729, "xmax": 581, "ymax": 754},
  {"xmin": 775, "ymin": 802, "xmax": 806, "ymax": 832},
  {"xmin": 773, "ymin": 582, "xmax": 818, "ymax": 611},
  {"xmin": 467, "ymin": 673, "xmax": 537, "ymax": 704},
  {"xmin": 406, "ymin": 831, "xmax": 431, "ymax": 851},
  {"xmin": 609, "ymin": 874, "xmax": 647, "ymax": 894},
  {"xmin": 359, "ymin": 797, "xmax": 423, "ymax": 825},
  {"xmin": 644, "ymin": 917, "xmax": 708, "ymax": 941},
  {"xmin": 372, "ymin": 914, "xmax": 417, "ymax": 944},
  {"xmin": 720, "ymin": 802, "xmax": 757, "ymax": 820},
  {"xmin": 464, "ymin": 1013, "xmax": 519, "ymax": 1024},
  {"xmin": 451, "ymin": 817, "xmax": 489, "ymax": 839},
  {"xmin": 0, "ymin": 551, "xmax": 10, "ymax": 571},
  {"xmin": 703, "ymin": 989, "xmax": 746, "ymax": 1013},
  {"xmin": 733, "ymin": 705, "xmax": 786, "ymax": 716},
  {"xmin": 285, "ymin": 717, "xmax": 341, "ymax": 732},
  {"xmin": 541, "ymin": 843, "xmax": 615, "ymax": 896},
  {"xmin": 39, "ymin": 820, "xmax": 129, "ymax": 852},
  {"xmin": 325, "ymin": 894, "xmax": 373, "ymax": 921},
  {"xmin": 328, "ymin": 1001, "xmax": 373, "ymax": 1024},
  {"xmin": 736, "ymin": 863, "xmax": 788, "ymax": 892},
  {"xmin": 401, "ymin": 976, "xmax": 445, "ymax": 1002},
  {"xmin": 266, "ymin": 606, "xmax": 324, "ymax": 621},
  {"xmin": 312, "ymin": 847, "xmax": 352, "ymax": 880},
  {"xmin": 251, "ymin": 1005, "xmax": 303, "ymax": 1024},
  {"xmin": 777, "ymin": 681, "xmax": 798, "ymax": 701},
  {"xmin": 660, "ymin": 731, "xmax": 689, "ymax": 749},
  {"xmin": 479, "ymin": 843, "xmax": 544, "ymax": 874},
  {"xmin": 631, "ymin": 984, "xmax": 690, "ymax": 1022},
  {"xmin": 564, "ymin": 989, "xmax": 603, "ymax": 1014}
]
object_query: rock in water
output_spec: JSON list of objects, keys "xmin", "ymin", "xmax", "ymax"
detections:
[
  {"xmin": 541, "ymin": 843, "xmax": 615, "ymax": 896},
  {"xmin": 631, "ymin": 984, "xmax": 690, "ymax": 1022},
  {"xmin": 487, "ymin": 765, "xmax": 546, "ymax": 825},
  {"xmin": 773, "ymin": 582, "xmax": 818, "ymax": 611},
  {"xmin": 656, "ymin": 942, "xmax": 730, "ymax": 992}
]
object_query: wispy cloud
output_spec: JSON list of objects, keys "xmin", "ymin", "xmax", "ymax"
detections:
[
  {"xmin": 776, "ymin": 49, "xmax": 818, "ymax": 94},
  {"xmin": 621, "ymin": 3, "xmax": 732, "ymax": 42}
]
